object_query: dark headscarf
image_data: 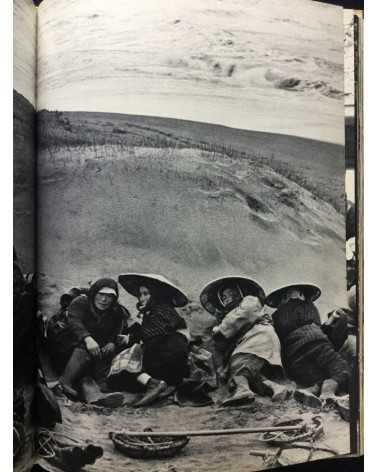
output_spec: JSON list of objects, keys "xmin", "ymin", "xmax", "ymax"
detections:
[{"xmin": 65, "ymin": 278, "xmax": 128, "ymax": 349}]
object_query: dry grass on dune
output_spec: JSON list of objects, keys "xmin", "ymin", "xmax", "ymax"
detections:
[{"xmin": 38, "ymin": 111, "xmax": 345, "ymax": 213}]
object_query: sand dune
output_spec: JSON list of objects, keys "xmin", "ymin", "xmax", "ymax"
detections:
[{"xmin": 38, "ymin": 112, "xmax": 347, "ymax": 318}]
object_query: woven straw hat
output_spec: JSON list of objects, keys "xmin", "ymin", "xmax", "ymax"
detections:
[
  {"xmin": 200, "ymin": 276, "xmax": 265, "ymax": 315},
  {"xmin": 118, "ymin": 273, "xmax": 188, "ymax": 307}
]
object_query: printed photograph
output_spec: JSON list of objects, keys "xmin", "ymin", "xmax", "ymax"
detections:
[{"xmin": 14, "ymin": 0, "xmax": 357, "ymax": 470}]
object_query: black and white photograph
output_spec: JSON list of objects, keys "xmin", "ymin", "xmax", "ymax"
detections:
[{"xmin": 13, "ymin": 0, "xmax": 361, "ymax": 470}]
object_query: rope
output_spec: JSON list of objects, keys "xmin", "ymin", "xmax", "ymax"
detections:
[
  {"xmin": 37, "ymin": 430, "xmax": 57, "ymax": 459},
  {"xmin": 37, "ymin": 428, "xmax": 81, "ymax": 459}
]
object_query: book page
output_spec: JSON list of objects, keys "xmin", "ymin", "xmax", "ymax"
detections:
[
  {"xmin": 36, "ymin": 1, "xmax": 357, "ymax": 470},
  {"xmin": 13, "ymin": 0, "xmax": 38, "ymax": 470}
]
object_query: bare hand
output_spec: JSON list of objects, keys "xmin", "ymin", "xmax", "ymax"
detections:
[
  {"xmin": 101, "ymin": 342, "xmax": 116, "ymax": 357},
  {"xmin": 84, "ymin": 336, "xmax": 101, "ymax": 358},
  {"xmin": 212, "ymin": 326, "xmax": 220, "ymax": 336},
  {"xmin": 324, "ymin": 310, "xmax": 341, "ymax": 327}
]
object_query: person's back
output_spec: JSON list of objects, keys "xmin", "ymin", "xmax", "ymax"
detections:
[{"xmin": 269, "ymin": 288, "xmax": 349, "ymax": 398}]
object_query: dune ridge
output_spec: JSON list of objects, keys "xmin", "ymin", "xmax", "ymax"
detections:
[{"xmin": 37, "ymin": 111, "xmax": 347, "ymax": 318}]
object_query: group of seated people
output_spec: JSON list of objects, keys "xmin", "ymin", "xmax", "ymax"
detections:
[{"xmin": 46, "ymin": 273, "xmax": 356, "ymax": 409}]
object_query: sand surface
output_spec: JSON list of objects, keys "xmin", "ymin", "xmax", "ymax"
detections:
[{"xmin": 36, "ymin": 394, "xmax": 350, "ymax": 472}]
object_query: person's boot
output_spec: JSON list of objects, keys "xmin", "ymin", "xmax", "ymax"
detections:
[
  {"xmin": 294, "ymin": 384, "xmax": 322, "ymax": 408},
  {"xmin": 221, "ymin": 375, "xmax": 255, "ymax": 407},
  {"xmin": 133, "ymin": 378, "xmax": 168, "ymax": 407},
  {"xmin": 261, "ymin": 379, "xmax": 292, "ymax": 402},
  {"xmin": 58, "ymin": 347, "xmax": 91, "ymax": 400},
  {"xmin": 53, "ymin": 383, "xmax": 79, "ymax": 401},
  {"xmin": 81, "ymin": 376, "xmax": 124, "ymax": 408}
]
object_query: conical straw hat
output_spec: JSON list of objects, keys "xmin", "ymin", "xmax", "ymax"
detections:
[
  {"xmin": 118, "ymin": 273, "xmax": 188, "ymax": 308},
  {"xmin": 200, "ymin": 276, "xmax": 265, "ymax": 316},
  {"xmin": 265, "ymin": 284, "xmax": 321, "ymax": 308}
]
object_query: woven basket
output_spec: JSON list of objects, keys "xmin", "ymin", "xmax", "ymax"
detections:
[
  {"xmin": 259, "ymin": 416, "xmax": 324, "ymax": 446},
  {"xmin": 109, "ymin": 432, "xmax": 189, "ymax": 459}
]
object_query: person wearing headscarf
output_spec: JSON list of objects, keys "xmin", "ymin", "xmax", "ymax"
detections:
[
  {"xmin": 267, "ymin": 284, "xmax": 350, "ymax": 406},
  {"xmin": 52, "ymin": 278, "xmax": 130, "ymax": 407},
  {"xmin": 118, "ymin": 274, "xmax": 190, "ymax": 407},
  {"xmin": 200, "ymin": 277, "xmax": 287, "ymax": 407}
]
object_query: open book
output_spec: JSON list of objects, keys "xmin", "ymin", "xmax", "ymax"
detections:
[{"xmin": 13, "ymin": 0, "xmax": 362, "ymax": 470}]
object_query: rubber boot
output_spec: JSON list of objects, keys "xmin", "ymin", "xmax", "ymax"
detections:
[
  {"xmin": 294, "ymin": 384, "xmax": 322, "ymax": 408},
  {"xmin": 80, "ymin": 376, "xmax": 124, "ymax": 408},
  {"xmin": 133, "ymin": 378, "xmax": 168, "ymax": 407},
  {"xmin": 261, "ymin": 379, "xmax": 292, "ymax": 402},
  {"xmin": 221, "ymin": 375, "xmax": 255, "ymax": 407}
]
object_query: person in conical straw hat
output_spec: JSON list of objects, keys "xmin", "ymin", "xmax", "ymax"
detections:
[
  {"xmin": 266, "ymin": 283, "xmax": 350, "ymax": 407},
  {"xmin": 118, "ymin": 273, "xmax": 190, "ymax": 407},
  {"xmin": 200, "ymin": 276, "xmax": 289, "ymax": 407}
]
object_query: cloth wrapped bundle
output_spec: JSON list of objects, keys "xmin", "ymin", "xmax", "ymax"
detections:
[{"xmin": 108, "ymin": 344, "xmax": 143, "ymax": 377}]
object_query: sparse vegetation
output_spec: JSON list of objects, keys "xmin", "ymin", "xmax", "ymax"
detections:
[{"xmin": 38, "ymin": 110, "xmax": 345, "ymax": 213}]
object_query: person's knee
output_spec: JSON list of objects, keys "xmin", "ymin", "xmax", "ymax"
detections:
[{"xmin": 74, "ymin": 346, "xmax": 91, "ymax": 361}]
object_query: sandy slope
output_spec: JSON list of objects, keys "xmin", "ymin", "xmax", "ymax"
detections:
[{"xmin": 38, "ymin": 113, "xmax": 346, "ymax": 317}]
